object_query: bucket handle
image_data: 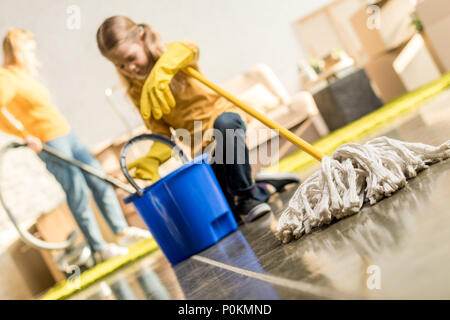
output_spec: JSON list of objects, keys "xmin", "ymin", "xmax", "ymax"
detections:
[{"xmin": 120, "ymin": 133, "xmax": 189, "ymax": 197}]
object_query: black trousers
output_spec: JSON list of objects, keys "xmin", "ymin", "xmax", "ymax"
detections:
[{"xmin": 210, "ymin": 112, "xmax": 270, "ymax": 211}]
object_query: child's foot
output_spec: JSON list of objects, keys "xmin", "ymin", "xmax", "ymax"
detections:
[
  {"xmin": 254, "ymin": 172, "xmax": 300, "ymax": 192},
  {"xmin": 95, "ymin": 243, "xmax": 129, "ymax": 262},
  {"xmin": 235, "ymin": 197, "xmax": 271, "ymax": 223},
  {"xmin": 117, "ymin": 226, "xmax": 152, "ymax": 247}
]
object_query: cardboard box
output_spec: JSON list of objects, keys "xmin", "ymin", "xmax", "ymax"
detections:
[
  {"xmin": 7, "ymin": 236, "xmax": 56, "ymax": 297},
  {"xmin": 416, "ymin": 0, "xmax": 450, "ymax": 72},
  {"xmin": 393, "ymin": 33, "xmax": 442, "ymax": 91},
  {"xmin": 364, "ymin": 48, "xmax": 407, "ymax": 103},
  {"xmin": 350, "ymin": 0, "xmax": 416, "ymax": 59}
]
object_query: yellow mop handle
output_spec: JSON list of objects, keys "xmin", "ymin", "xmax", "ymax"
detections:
[{"xmin": 183, "ymin": 67, "xmax": 324, "ymax": 161}]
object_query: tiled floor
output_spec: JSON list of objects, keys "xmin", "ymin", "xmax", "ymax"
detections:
[{"xmin": 69, "ymin": 90, "xmax": 450, "ymax": 300}]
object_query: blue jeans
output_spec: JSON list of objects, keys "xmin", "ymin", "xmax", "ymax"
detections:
[{"xmin": 38, "ymin": 132, "xmax": 128, "ymax": 252}]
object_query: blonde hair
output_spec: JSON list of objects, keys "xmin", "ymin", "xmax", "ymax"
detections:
[
  {"xmin": 96, "ymin": 16, "xmax": 186, "ymax": 108},
  {"xmin": 2, "ymin": 28, "xmax": 38, "ymax": 74}
]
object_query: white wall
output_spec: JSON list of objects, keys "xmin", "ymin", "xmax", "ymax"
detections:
[{"xmin": 0, "ymin": 0, "xmax": 332, "ymax": 149}]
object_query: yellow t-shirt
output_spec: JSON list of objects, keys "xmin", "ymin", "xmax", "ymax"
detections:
[{"xmin": 0, "ymin": 67, "xmax": 70, "ymax": 142}]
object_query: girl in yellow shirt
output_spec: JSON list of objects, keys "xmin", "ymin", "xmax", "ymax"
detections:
[
  {"xmin": 96, "ymin": 16, "xmax": 299, "ymax": 223},
  {"xmin": 0, "ymin": 29, "xmax": 151, "ymax": 260}
]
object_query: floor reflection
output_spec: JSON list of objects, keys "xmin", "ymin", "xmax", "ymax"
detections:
[
  {"xmin": 173, "ymin": 230, "xmax": 282, "ymax": 299},
  {"xmin": 136, "ymin": 265, "xmax": 171, "ymax": 300},
  {"xmin": 71, "ymin": 254, "xmax": 181, "ymax": 300},
  {"xmin": 256, "ymin": 140, "xmax": 449, "ymax": 298}
]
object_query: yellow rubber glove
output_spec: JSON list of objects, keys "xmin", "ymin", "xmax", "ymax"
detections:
[
  {"xmin": 126, "ymin": 142, "xmax": 173, "ymax": 181},
  {"xmin": 140, "ymin": 42, "xmax": 195, "ymax": 120}
]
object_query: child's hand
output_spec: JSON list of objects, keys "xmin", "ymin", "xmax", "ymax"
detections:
[
  {"xmin": 127, "ymin": 156, "xmax": 161, "ymax": 181},
  {"xmin": 25, "ymin": 135, "xmax": 43, "ymax": 153},
  {"xmin": 140, "ymin": 68, "xmax": 175, "ymax": 120},
  {"xmin": 126, "ymin": 142, "xmax": 172, "ymax": 181},
  {"xmin": 140, "ymin": 42, "xmax": 195, "ymax": 120}
]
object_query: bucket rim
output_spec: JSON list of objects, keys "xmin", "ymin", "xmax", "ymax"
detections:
[{"xmin": 124, "ymin": 153, "xmax": 211, "ymax": 204}]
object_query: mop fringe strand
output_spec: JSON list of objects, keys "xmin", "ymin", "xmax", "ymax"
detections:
[{"xmin": 276, "ymin": 137, "xmax": 450, "ymax": 244}]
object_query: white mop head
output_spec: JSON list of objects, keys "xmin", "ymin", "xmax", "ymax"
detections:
[{"xmin": 276, "ymin": 136, "xmax": 450, "ymax": 244}]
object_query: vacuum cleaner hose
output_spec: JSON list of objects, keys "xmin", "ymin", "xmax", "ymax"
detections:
[{"xmin": 0, "ymin": 142, "xmax": 78, "ymax": 251}]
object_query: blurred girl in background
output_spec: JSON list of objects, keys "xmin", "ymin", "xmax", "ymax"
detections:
[{"xmin": 0, "ymin": 29, "xmax": 151, "ymax": 261}]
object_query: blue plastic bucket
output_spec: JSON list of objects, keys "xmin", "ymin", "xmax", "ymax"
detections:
[{"xmin": 121, "ymin": 134, "xmax": 237, "ymax": 265}]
